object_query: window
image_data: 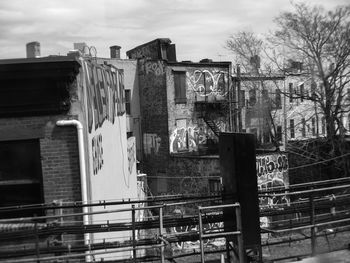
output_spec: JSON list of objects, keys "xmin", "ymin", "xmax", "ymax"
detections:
[
  {"xmin": 0, "ymin": 139, "xmax": 44, "ymax": 218},
  {"xmin": 300, "ymin": 84, "xmax": 304, "ymax": 102},
  {"xmin": 321, "ymin": 117, "xmax": 326, "ymax": 135},
  {"xmin": 311, "ymin": 82, "xmax": 317, "ymax": 100},
  {"xmin": 276, "ymin": 126, "xmax": 282, "ymax": 142},
  {"xmin": 209, "ymin": 178, "xmax": 221, "ymax": 194},
  {"xmin": 249, "ymin": 89, "xmax": 257, "ymax": 106},
  {"xmin": 289, "ymin": 83, "xmax": 293, "ymax": 102},
  {"xmin": 290, "ymin": 119, "xmax": 295, "ymax": 138},
  {"xmin": 125, "ymin": 89, "xmax": 131, "ymax": 115},
  {"xmin": 275, "ymin": 89, "xmax": 281, "ymax": 109},
  {"xmin": 174, "ymin": 71, "xmax": 186, "ymax": 104},
  {"xmin": 239, "ymin": 90, "xmax": 245, "ymax": 107},
  {"xmin": 262, "ymin": 89, "xmax": 269, "ymax": 103},
  {"xmin": 301, "ymin": 118, "xmax": 306, "ymax": 137}
]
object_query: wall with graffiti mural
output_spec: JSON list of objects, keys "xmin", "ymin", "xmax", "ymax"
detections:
[
  {"xmin": 79, "ymin": 59, "xmax": 139, "ymax": 254},
  {"xmin": 257, "ymin": 152, "xmax": 289, "ymax": 207},
  {"xmin": 187, "ymin": 69, "xmax": 229, "ymax": 102},
  {"xmin": 166, "ymin": 64, "xmax": 231, "ymax": 154}
]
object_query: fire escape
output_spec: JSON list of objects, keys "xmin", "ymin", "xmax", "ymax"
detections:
[{"xmin": 195, "ymin": 101, "xmax": 227, "ymax": 137}]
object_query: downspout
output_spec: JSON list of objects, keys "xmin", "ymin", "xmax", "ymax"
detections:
[{"xmin": 56, "ymin": 119, "xmax": 91, "ymax": 261}]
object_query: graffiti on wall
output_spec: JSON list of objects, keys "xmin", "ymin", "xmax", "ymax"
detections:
[
  {"xmin": 170, "ymin": 126, "xmax": 207, "ymax": 153},
  {"xmin": 188, "ymin": 70, "xmax": 228, "ymax": 98},
  {"xmin": 92, "ymin": 134, "xmax": 104, "ymax": 175},
  {"xmin": 82, "ymin": 61, "xmax": 125, "ymax": 133},
  {"xmin": 145, "ymin": 61, "xmax": 164, "ymax": 76},
  {"xmin": 257, "ymin": 153, "xmax": 289, "ymax": 207},
  {"xmin": 127, "ymin": 137, "xmax": 136, "ymax": 175},
  {"xmin": 143, "ymin": 133, "xmax": 161, "ymax": 155}
]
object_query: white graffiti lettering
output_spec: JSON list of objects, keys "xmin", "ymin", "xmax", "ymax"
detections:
[{"xmin": 188, "ymin": 70, "xmax": 228, "ymax": 97}]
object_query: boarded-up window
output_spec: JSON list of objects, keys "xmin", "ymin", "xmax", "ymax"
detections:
[{"xmin": 174, "ymin": 71, "xmax": 187, "ymax": 104}]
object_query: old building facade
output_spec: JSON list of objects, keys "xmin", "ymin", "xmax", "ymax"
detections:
[{"xmin": 127, "ymin": 39, "xmax": 232, "ymax": 195}]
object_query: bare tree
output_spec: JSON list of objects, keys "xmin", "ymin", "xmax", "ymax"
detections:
[
  {"xmin": 272, "ymin": 3, "xmax": 350, "ymax": 147},
  {"xmin": 226, "ymin": 31, "xmax": 284, "ymax": 149}
]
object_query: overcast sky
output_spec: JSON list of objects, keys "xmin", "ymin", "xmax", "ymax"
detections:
[{"xmin": 0, "ymin": 0, "xmax": 348, "ymax": 62}]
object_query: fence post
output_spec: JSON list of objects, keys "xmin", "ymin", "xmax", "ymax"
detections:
[
  {"xmin": 235, "ymin": 204, "xmax": 246, "ymax": 263},
  {"xmin": 132, "ymin": 205, "xmax": 137, "ymax": 262},
  {"xmin": 159, "ymin": 206, "xmax": 165, "ymax": 263},
  {"xmin": 198, "ymin": 207, "xmax": 205, "ymax": 263},
  {"xmin": 34, "ymin": 219, "xmax": 40, "ymax": 263},
  {"xmin": 310, "ymin": 191, "xmax": 316, "ymax": 256}
]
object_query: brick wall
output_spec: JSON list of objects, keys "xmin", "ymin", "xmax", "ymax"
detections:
[{"xmin": 138, "ymin": 59, "xmax": 170, "ymax": 184}]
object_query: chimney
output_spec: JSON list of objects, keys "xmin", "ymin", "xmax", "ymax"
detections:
[
  {"xmin": 110, "ymin": 45, "xmax": 121, "ymax": 59},
  {"xmin": 26, "ymin": 41, "xmax": 40, "ymax": 58}
]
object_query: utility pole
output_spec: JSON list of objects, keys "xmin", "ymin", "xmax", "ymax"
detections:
[{"xmin": 237, "ymin": 64, "xmax": 243, "ymax": 132}]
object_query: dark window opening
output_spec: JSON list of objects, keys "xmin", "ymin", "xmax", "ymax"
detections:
[
  {"xmin": 290, "ymin": 119, "xmax": 295, "ymax": 138},
  {"xmin": 209, "ymin": 178, "xmax": 221, "ymax": 194},
  {"xmin": 312, "ymin": 118, "xmax": 316, "ymax": 136},
  {"xmin": 302, "ymin": 118, "xmax": 306, "ymax": 137},
  {"xmin": 125, "ymin": 89, "xmax": 131, "ymax": 115},
  {"xmin": 300, "ymin": 84, "xmax": 304, "ymax": 102},
  {"xmin": 174, "ymin": 71, "xmax": 187, "ymax": 104},
  {"xmin": 276, "ymin": 126, "xmax": 282, "ymax": 142},
  {"xmin": 249, "ymin": 89, "xmax": 257, "ymax": 106},
  {"xmin": 289, "ymin": 83, "xmax": 293, "ymax": 102},
  {"xmin": 275, "ymin": 89, "xmax": 281, "ymax": 109},
  {"xmin": 0, "ymin": 139, "xmax": 44, "ymax": 218}
]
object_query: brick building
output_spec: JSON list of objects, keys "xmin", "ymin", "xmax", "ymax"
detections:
[
  {"xmin": 0, "ymin": 49, "xmax": 139, "ymax": 259},
  {"xmin": 127, "ymin": 39, "xmax": 232, "ymax": 195}
]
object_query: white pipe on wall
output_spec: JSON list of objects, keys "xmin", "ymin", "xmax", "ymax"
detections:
[{"xmin": 56, "ymin": 119, "xmax": 91, "ymax": 261}]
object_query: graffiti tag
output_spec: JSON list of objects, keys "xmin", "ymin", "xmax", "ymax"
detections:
[
  {"xmin": 82, "ymin": 61, "xmax": 125, "ymax": 133},
  {"xmin": 188, "ymin": 70, "xmax": 228, "ymax": 97},
  {"xmin": 92, "ymin": 134, "xmax": 103, "ymax": 175},
  {"xmin": 127, "ymin": 137, "xmax": 136, "ymax": 175},
  {"xmin": 169, "ymin": 126, "xmax": 209, "ymax": 153}
]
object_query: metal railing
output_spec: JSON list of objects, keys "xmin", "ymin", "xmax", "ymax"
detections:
[{"xmin": 198, "ymin": 203, "xmax": 245, "ymax": 263}]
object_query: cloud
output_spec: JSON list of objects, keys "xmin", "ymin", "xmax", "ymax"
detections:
[{"xmin": 0, "ymin": 0, "xmax": 348, "ymax": 61}]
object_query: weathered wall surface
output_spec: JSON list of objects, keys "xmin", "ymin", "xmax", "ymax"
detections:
[
  {"xmin": 137, "ymin": 59, "xmax": 170, "ymax": 192},
  {"xmin": 166, "ymin": 65, "xmax": 230, "ymax": 154},
  {"xmin": 127, "ymin": 41, "xmax": 160, "ymax": 60}
]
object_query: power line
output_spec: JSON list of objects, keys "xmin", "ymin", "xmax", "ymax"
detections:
[{"xmin": 289, "ymin": 152, "xmax": 350, "ymax": 170}]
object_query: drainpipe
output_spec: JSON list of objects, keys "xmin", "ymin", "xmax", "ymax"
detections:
[{"xmin": 56, "ymin": 120, "xmax": 91, "ymax": 261}]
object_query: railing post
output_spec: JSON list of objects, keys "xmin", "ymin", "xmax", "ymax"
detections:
[
  {"xmin": 235, "ymin": 204, "xmax": 246, "ymax": 263},
  {"xmin": 131, "ymin": 205, "xmax": 137, "ymax": 262},
  {"xmin": 310, "ymin": 191, "xmax": 316, "ymax": 256},
  {"xmin": 159, "ymin": 206, "xmax": 165, "ymax": 263},
  {"xmin": 198, "ymin": 207, "xmax": 205, "ymax": 263},
  {"xmin": 34, "ymin": 219, "xmax": 40, "ymax": 263}
]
